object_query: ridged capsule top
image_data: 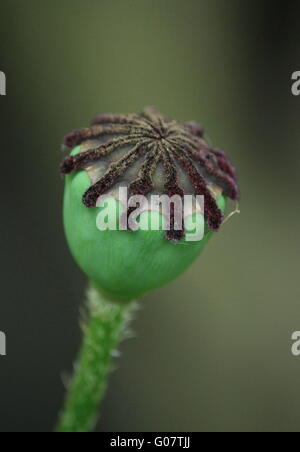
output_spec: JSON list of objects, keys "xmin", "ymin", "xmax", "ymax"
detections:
[{"xmin": 61, "ymin": 107, "xmax": 239, "ymax": 241}]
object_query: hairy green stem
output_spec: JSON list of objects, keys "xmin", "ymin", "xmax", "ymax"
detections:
[{"xmin": 56, "ymin": 284, "xmax": 137, "ymax": 432}]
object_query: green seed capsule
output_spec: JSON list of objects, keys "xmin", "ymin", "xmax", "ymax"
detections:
[{"xmin": 61, "ymin": 108, "xmax": 239, "ymax": 301}]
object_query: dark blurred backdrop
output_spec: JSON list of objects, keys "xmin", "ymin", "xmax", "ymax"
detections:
[{"xmin": 0, "ymin": 0, "xmax": 300, "ymax": 432}]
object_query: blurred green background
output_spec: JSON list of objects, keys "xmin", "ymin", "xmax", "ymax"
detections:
[{"xmin": 0, "ymin": 0, "xmax": 300, "ymax": 432}]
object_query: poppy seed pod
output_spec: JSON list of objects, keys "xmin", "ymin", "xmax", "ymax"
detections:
[{"xmin": 61, "ymin": 108, "xmax": 239, "ymax": 301}]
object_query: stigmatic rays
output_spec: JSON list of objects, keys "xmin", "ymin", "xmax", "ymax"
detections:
[{"xmin": 61, "ymin": 107, "xmax": 239, "ymax": 242}]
